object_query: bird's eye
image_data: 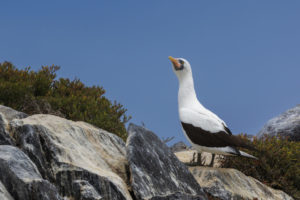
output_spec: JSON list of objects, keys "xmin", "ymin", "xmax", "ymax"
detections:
[{"xmin": 179, "ymin": 60, "xmax": 184, "ymax": 65}]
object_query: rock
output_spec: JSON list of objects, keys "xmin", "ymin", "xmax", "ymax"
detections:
[
  {"xmin": 0, "ymin": 105, "xmax": 28, "ymax": 122},
  {"xmin": 175, "ymin": 150, "xmax": 223, "ymax": 168},
  {"xmin": 126, "ymin": 123, "xmax": 207, "ymax": 200},
  {"xmin": 0, "ymin": 145, "xmax": 62, "ymax": 200},
  {"xmin": 190, "ymin": 167, "xmax": 293, "ymax": 200},
  {"xmin": 0, "ymin": 181, "xmax": 14, "ymax": 200},
  {"xmin": 10, "ymin": 114, "xmax": 132, "ymax": 200},
  {"xmin": 170, "ymin": 141, "xmax": 189, "ymax": 152},
  {"xmin": 257, "ymin": 104, "xmax": 300, "ymax": 141},
  {"xmin": 0, "ymin": 105, "xmax": 27, "ymax": 145},
  {"xmin": 175, "ymin": 150, "xmax": 198, "ymax": 164},
  {"xmin": 0, "ymin": 116, "xmax": 13, "ymax": 145},
  {"xmin": 72, "ymin": 180, "xmax": 102, "ymax": 200}
]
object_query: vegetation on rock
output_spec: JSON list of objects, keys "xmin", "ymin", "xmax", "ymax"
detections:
[
  {"xmin": 220, "ymin": 134, "xmax": 300, "ymax": 199},
  {"xmin": 0, "ymin": 61, "xmax": 130, "ymax": 140}
]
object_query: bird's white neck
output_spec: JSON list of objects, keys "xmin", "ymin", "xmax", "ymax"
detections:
[{"xmin": 177, "ymin": 74, "xmax": 203, "ymax": 109}]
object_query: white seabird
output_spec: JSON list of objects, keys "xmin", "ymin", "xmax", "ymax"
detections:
[{"xmin": 169, "ymin": 56, "xmax": 257, "ymax": 166}]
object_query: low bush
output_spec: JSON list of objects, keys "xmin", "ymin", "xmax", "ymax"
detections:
[
  {"xmin": 0, "ymin": 61, "xmax": 130, "ymax": 140},
  {"xmin": 220, "ymin": 134, "xmax": 300, "ymax": 199}
]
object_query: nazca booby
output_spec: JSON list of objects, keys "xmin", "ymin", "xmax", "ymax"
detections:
[{"xmin": 169, "ymin": 56, "xmax": 256, "ymax": 166}]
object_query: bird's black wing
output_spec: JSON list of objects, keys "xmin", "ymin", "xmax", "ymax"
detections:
[
  {"xmin": 181, "ymin": 122, "xmax": 250, "ymax": 149},
  {"xmin": 222, "ymin": 123, "xmax": 233, "ymax": 135}
]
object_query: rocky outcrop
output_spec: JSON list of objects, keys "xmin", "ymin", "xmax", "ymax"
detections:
[
  {"xmin": 126, "ymin": 123, "xmax": 207, "ymax": 200},
  {"xmin": 190, "ymin": 167, "xmax": 293, "ymax": 200},
  {"xmin": 258, "ymin": 104, "xmax": 300, "ymax": 141},
  {"xmin": 0, "ymin": 145, "xmax": 62, "ymax": 200},
  {"xmin": 0, "ymin": 105, "xmax": 295, "ymax": 200},
  {"xmin": 0, "ymin": 105, "xmax": 27, "ymax": 145},
  {"xmin": 10, "ymin": 114, "xmax": 132, "ymax": 200}
]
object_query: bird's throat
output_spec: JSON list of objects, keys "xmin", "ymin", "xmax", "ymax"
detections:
[{"xmin": 178, "ymin": 77, "xmax": 199, "ymax": 109}]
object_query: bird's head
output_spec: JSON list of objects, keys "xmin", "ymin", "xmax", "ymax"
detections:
[{"xmin": 169, "ymin": 56, "xmax": 192, "ymax": 80}]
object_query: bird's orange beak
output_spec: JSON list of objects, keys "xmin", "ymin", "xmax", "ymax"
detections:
[{"xmin": 168, "ymin": 56, "xmax": 181, "ymax": 69}]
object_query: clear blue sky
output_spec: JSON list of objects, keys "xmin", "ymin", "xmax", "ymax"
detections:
[{"xmin": 1, "ymin": 1, "xmax": 300, "ymax": 145}]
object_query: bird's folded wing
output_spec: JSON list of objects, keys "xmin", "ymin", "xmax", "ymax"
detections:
[
  {"xmin": 179, "ymin": 108, "xmax": 245, "ymax": 148},
  {"xmin": 179, "ymin": 108, "xmax": 226, "ymax": 133}
]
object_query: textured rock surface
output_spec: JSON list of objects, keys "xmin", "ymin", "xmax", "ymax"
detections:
[
  {"xmin": 0, "ymin": 181, "xmax": 14, "ymax": 200},
  {"xmin": 0, "ymin": 145, "xmax": 62, "ymax": 200},
  {"xmin": 10, "ymin": 114, "xmax": 132, "ymax": 200},
  {"xmin": 0, "ymin": 105, "xmax": 27, "ymax": 145},
  {"xmin": 258, "ymin": 104, "xmax": 300, "ymax": 141},
  {"xmin": 0, "ymin": 115, "xmax": 13, "ymax": 145},
  {"xmin": 0, "ymin": 105, "xmax": 28, "ymax": 122},
  {"xmin": 72, "ymin": 180, "xmax": 102, "ymax": 200},
  {"xmin": 175, "ymin": 150, "xmax": 223, "ymax": 168},
  {"xmin": 190, "ymin": 167, "xmax": 293, "ymax": 200},
  {"xmin": 126, "ymin": 123, "xmax": 207, "ymax": 200}
]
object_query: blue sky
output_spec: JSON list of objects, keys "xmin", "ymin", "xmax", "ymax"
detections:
[{"xmin": 1, "ymin": 1, "xmax": 300, "ymax": 145}]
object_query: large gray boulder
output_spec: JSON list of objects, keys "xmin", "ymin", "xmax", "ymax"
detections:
[
  {"xmin": 257, "ymin": 105, "xmax": 300, "ymax": 141},
  {"xmin": 0, "ymin": 145, "xmax": 62, "ymax": 200},
  {"xmin": 10, "ymin": 114, "xmax": 132, "ymax": 200},
  {"xmin": 0, "ymin": 105, "xmax": 27, "ymax": 145},
  {"xmin": 126, "ymin": 123, "xmax": 207, "ymax": 200},
  {"xmin": 190, "ymin": 167, "xmax": 293, "ymax": 200}
]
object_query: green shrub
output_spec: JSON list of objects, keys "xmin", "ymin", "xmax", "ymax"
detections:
[
  {"xmin": 220, "ymin": 134, "xmax": 300, "ymax": 199},
  {"xmin": 0, "ymin": 61, "xmax": 130, "ymax": 140}
]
